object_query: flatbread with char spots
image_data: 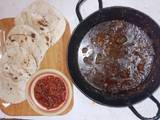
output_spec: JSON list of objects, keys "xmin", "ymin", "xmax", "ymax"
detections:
[{"xmin": 15, "ymin": 0, "xmax": 66, "ymax": 45}]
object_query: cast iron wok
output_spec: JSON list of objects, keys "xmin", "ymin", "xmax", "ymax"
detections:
[{"xmin": 68, "ymin": 0, "xmax": 160, "ymax": 119}]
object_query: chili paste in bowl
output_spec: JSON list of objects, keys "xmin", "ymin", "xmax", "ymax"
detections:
[{"xmin": 26, "ymin": 69, "xmax": 72, "ymax": 115}]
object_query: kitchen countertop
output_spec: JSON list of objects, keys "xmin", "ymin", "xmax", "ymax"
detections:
[{"xmin": 0, "ymin": 0, "xmax": 160, "ymax": 120}]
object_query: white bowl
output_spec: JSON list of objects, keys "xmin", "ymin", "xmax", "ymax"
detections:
[{"xmin": 25, "ymin": 69, "xmax": 72, "ymax": 115}]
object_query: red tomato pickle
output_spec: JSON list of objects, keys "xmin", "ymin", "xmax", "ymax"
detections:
[{"xmin": 34, "ymin": 75, "xmax": 67, "ymax": 110}]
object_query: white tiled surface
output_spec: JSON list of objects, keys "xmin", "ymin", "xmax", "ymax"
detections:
[{"xmin": 0, "ymin": 0, "xmax": 160, "ymax": 120}]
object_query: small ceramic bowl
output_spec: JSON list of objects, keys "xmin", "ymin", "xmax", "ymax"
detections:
[{"xmin": 25, "ymin": 69, "xmax": 72, "ymax": 115}]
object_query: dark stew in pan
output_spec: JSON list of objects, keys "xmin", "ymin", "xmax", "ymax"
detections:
[{"xmin": 78, "ymin": 20, "xmax": 155, "ymax": 95}]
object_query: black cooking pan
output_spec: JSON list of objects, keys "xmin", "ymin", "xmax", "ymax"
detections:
[{"xmin": 68, "ymin": 0, "xmax": 160, "ymax": 119}]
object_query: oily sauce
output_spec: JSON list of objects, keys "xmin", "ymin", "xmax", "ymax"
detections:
[
  {"xmin": 78, "ymin": 20, "xmax": 155, "ymax": 94},
  {"xmin": 34, "ymin": 75, "xmax": 67, "ymax": 110}
]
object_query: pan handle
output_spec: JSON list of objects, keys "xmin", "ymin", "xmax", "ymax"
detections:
[
  {"xmin": 128, "ymin": 95, "xmax": 160, "ymax": 120},
  {"xmin": 76, "ymin": 0, "xmax": 103, "ymax": 22}
]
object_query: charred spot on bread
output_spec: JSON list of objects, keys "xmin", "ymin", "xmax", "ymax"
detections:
[
  {"xmin": 40, "ymin": 27, "xmax": 44, "ymax": 30},
  {"xmin": 32, "ymin": 39, "xmax": 34, "ymax": 42},
  {"xmin": 13, "ymin": 76, "xmax": 19, "ymax": 82},
  {"xmin": 37, "ymin": 17, "xmax": 48, "ymax": 27},
  {"xmin": 25, "ymin": 36, "xmax": 27, "ymax": 41},
  {"xmin": 9, "ymin": 73, "xmax": 13, "ymax": 76},
  {"xmin": 24, "ymin": 61, "xmax": 27, "ymax": 64},
  {"xmin": 20, "ymin": 40, "xmax": 24, "ymax": 43},
  {"xmin": 14, "ymin": 77, "xmax": 18, "ymax": 80},
  {"xmin": 45, "ymin": 36, "xmax": 49, "ymax": 41},
  {"xmin": 11, "ymin": 39, "xmax": 16, "ymax": 42},
  {"xmin": 31, "ymin": 33, "xmax": 36, "ymax": 38},
  {"xmin": 5, "ymin": 67, "xmax": 8, "ymax": 70},
  {"xmin": 46, "ymin": 42, "xmax": 49, "ymax": 46},
  {"xmin": 37, "ymin": 20, "xmax": 48, "ymax": 27},
  {"xmin": 8, "ymin": 36, "xmax": 12, "ymax": 40}
]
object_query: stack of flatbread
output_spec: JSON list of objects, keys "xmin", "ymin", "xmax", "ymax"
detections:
[{"xmin": 0, "ymin": 0, "xmax": 66, "ymax": 104}]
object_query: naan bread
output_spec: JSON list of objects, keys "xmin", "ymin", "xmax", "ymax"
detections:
[
  {"xmin": 15, "ymin": 0, "xmax": 66, "ymax": 45},
  {"xmin": 6, "ymin": 25, "xmax": 48, "ymax": 64},
  {"xmin": 0, "ymin": 74, "xmax": 26, "ymax": 103}
]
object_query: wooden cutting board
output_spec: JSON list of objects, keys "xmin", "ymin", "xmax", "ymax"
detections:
[{"xmin": 0, "ymin": 18, "xmax": 73, "ymax": 116}]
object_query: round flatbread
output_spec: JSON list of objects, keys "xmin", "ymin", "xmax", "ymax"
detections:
[
  {"xmin": 0, "ymin": 74, "xmax": 26, "ymax": 103},
  {"xmin": 0, "ymin": 47, "xmax": 37, "ymax": 83},
  {"xmin": 0, "ymin": 46, "xmax": 38, "ymax": 104},
  {"xmin": 6, "ymin": 25, "xmax": 48, "ymax": 64},
  {"xmin": 2, "ymin": 63, "xmax": 30, "ymax": 83},
  {"xmin": 15, "ymin": 0, "xmax": 66, "ymax": 45},
  {"xmin": 0, "ymin": 47, "xmax": 38, "ymax": 103}
]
